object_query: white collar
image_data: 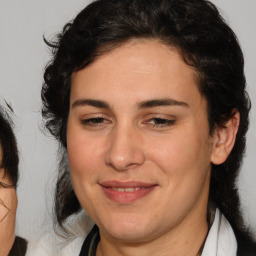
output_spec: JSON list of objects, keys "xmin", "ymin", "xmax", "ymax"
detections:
[{"xmin": 202, "ymin": 208, "xmax": 237, "ymax": 256}]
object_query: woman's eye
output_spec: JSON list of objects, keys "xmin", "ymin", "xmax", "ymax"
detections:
[
  {"xmin": 80, "ymin": 117, "xmax": 110, "ymax": 127},
  {"xmin": 147, "ymin": 118, "xmax": 175, "ymax": 127}
]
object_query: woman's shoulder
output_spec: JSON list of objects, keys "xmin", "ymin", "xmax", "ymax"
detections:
[
  {"xmin": 26, "ymin": 213, "xmax": 93, "ymax": 256},
  {"xmin": 9, "ymin": 236, "xmax": 28, "ymax": 256},
  {"xmin": 26, "ymin": 231, "xmax": 86, "ymax": 256}
]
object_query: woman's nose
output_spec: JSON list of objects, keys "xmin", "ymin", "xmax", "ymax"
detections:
[{"xmin": 104, "ymin": 125, "xmax": 145, "ymax": 171}]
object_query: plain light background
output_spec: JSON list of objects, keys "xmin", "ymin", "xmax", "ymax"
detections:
[{"xmin": 0, "ymin": 0, "xmax": 255, "ymax": 240}]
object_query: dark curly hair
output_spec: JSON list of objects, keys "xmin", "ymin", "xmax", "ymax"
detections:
[
  {"xmin": 42, "ymin": 0, "xmax": 255, "ymax": 253},
  {"xmin": 0, "ymin": 103, "xmax": 19, "ymax": 188}
]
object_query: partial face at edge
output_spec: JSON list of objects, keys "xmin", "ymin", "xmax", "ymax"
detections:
[
  {"xmin": 0, "ymin": 148, "xmax": 17, "ymax": 256},
  {"xmin": 67, "ymin": 40, "xmax": 216, "ymax": 243}
]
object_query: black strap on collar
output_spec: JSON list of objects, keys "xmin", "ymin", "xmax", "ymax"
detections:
[{"xmin": 79, "ymin": 225, "xmax": 100, "ymax": 256}]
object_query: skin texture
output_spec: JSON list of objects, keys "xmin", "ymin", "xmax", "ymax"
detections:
[
  {"xmin": 0, "ymin": 167, "xmax": 17, "ymax": 256},
  {"xmin": 67, "ymin": 39, "xmax": 239, "ymax": 256}
]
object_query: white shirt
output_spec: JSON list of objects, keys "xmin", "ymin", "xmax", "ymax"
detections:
[{"xmin": 202, "ymin": 208, "xmax": 237, "ymax": 256}]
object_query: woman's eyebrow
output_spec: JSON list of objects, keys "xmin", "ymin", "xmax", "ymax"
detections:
[
  {"xmin": 72, "ymin": 99, "xmax": 110, "ymax": 109},
  {"xmin": 71, "ymin": 98, "xmax": 189, "ymax": 109},
  {"xmin": 138, "ymin": 98, "xmax": 189, "ymax": 109}
]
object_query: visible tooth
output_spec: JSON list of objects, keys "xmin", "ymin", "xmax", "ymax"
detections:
[
  {"xmin": 124, "ymin": 188, "xmax": 134, "ymax": 192},
  {"xmin": 112, "ymin": 187, "xmax": 141, "ymax": 192},
  {"xmin": 112, "ymin": 188, "xmax": 125, "ymax": 192}
]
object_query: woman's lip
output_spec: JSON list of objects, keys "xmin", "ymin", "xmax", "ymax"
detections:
[
  {"xmin": 99, "ymin": 180, "xmax": 156, "ymax": 188},
  {"xmin": 99, "ymin": 181, "xmax": 157, "ymax": 204}
]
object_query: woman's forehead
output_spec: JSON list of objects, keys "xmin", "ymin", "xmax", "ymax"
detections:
[{"xmin": 70, "ymin": 39, "xmax": 203, "ymax": 110}]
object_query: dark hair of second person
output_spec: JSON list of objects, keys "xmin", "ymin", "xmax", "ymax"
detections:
[{"xmin": 0, "ymin": 105, "xmax": 19, "ymax": 189}]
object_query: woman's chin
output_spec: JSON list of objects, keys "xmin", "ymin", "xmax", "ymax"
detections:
[{"xmin": 99, "ymin": 219, "xmax": 157, "ymax": 243}]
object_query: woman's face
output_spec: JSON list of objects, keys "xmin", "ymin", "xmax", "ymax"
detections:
[
  {"xmin": 67, "ymin": 40, "xmax": 215, "ymax": 243},
  {"xmin": 0, "ymin": 148, "xmax": 17, "ymax": 256}
]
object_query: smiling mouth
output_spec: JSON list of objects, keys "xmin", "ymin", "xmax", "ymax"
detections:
[{"xmin": 99, "ymin": 181, "xmax": 157, "ymax": 203}]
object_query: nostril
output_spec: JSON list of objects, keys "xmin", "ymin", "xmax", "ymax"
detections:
[{"xmin": 105, "ymin": 153, "xmax": 145, "ymax": 171}]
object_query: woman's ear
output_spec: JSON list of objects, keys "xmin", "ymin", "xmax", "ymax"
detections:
[{"xmin": 211, "ymin": 111, "xmax": 240, "ymax": 165}]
